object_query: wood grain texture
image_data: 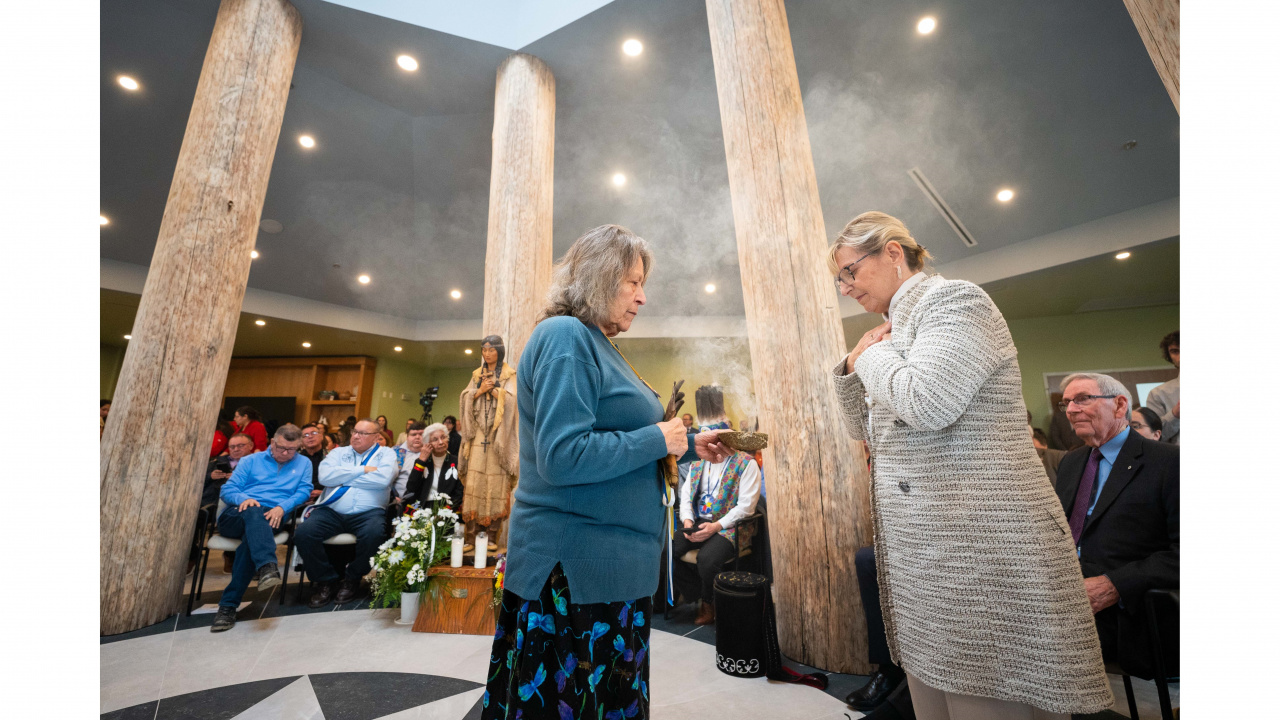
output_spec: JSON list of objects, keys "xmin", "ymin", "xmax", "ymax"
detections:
[
  {"xmin": 222, "ymin": 356, "xmax": 376, "ymax": 425},
  {"xmin": 1123, "ymin": 0, "xmax": 1179, "ymax": 113},
  {"xmin": 482, "ymin": 53, "xmax": 556, "ymax": 368},
  {"xmin": 705, "ymin": 0, "xmax": 872, "ymax": 673},
  {"xmin": 413, "ymin": 566, "xmax": 499, "ymax": 635},
  {"xmin": 99, "ymin": 0, "xmax": 302, "ymax": 635}
]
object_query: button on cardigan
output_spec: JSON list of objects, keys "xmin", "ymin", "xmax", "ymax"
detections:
[{"xmin": 504, "ymin": 316, "xmax": 696, "ymax": 605}]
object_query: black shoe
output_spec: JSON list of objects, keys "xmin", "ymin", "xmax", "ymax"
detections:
[
  {"xmin": 335, "ymin": 578, "xmax": 361, "ymax": 604},
  {"xmin": 255, "ymin": 562, "xmax": 281, "ymax": 591},
  {"xmin": 308, "ymin": 582, "xmax": 335, "ymax": 608},
  {"xmin": 210, "ymin": 606, "xmax": 237, "ymax": 633},
  {"xmin": 846, "ymin": 666, "xmax": 904, "ymax": 710}
]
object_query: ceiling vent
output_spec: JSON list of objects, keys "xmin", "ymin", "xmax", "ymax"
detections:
[{"xmin": 908, "ymin": 167, "xmax": 977, "ymax": 248}]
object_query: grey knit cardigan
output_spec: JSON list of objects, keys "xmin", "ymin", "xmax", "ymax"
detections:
[{"xmin": 833, "ymin": 274, "xmax": 1112, "ymax": 714}]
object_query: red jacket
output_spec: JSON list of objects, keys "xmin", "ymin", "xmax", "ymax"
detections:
[{"xmin": 234, "ymin": 420, "xmax": 269, "ymax": 451}]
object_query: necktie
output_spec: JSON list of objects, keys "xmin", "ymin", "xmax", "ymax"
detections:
[{"xmin": 1068, "ymin": 448, "xmax": 1103, "ymax": 544}]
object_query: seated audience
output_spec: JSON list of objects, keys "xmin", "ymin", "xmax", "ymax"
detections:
[
  {"xmin": 297, "ymin": 418, "xmax": 398, "ymax": 607},
  {"xmin": 1130, "ymin": 406, "xmax": 1163, "ymax": 441},
  {"xmin": 100, "ymin": 399, "xmax": 111, "ymax": 435},
  {"xmin": 1145, "ymin": 330, "xmax": 1180, "ymax": 445},
  {"xmin": 376, "ymin": 414, "xmax": 395, "ymax": 445},
  {"xmin": 681, "ymin": 413, "xmax": 694, "ymax": 431},
  {"xmin": 442, "ymin": 415, "xmax": 462, "ymax": 457},
  {"xmin": 1030, "ymin": 411, "xmax": 1067, "ymax": 488},
  {"xmin": 299, "ymin": 423, "xmax": 327, "ymax": 499},
  {"xmin": 390, "ymin": 422, "xmax": 427, "ymax": 505},
  {"xmin": 210, "ymin": 424, "xmax": 313, "ymax": 632},
  {"xmin": 394, "ymin": 417, "xmax": 415, "ymax": 446},
  {"xmin": 210, "ymin": 411, "xmax": 236, "ymax": 458},
  {"xmin": 404, "ymin": 423, "xmax": 463, "ymax": 510},
  {"xmin": 671, "ymin": 447, "xmax": 761, "ymax": 625},
  {"xmin": 202, "ymin": 432, "xmax": 256, "ymax": 509},
  {"xmin": 233, "ymin": 405, "xmax": 269, "ymax": 451},
  {"xmin": 1056, "ymin": 372, "xmax": 1179, "ymax": 679}
]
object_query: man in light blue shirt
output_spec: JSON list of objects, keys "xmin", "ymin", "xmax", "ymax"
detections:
[
  {"xmin": 296, "ymin": 418, "xmax": 399, "ymax": 607},
  {"xmin": 212, "ymin": 424, "xmax": 313, "ymax": 632}
]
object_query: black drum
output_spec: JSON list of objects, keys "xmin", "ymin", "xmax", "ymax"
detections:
[{"xmin": 713, "ymin": 571, "xmax": 771, "ymax": 678}]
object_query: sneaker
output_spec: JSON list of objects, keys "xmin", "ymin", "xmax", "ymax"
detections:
[
  {"xmin": 210, "ymin": 606, "xmax": 237, "ymax": 633},
  {"xmin": 255, "ymin": 562, "xmax": 281, "ymax": 591}
]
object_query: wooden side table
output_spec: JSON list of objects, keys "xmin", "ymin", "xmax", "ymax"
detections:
[{"xmin": 411, "ymin": 564, "xmax": 497, "ymax": 636}]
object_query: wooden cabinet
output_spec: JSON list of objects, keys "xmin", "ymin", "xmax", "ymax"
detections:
[
  {"xmin": 223, "ymin": 356, "xmax": 377, "ymax": 426},
  {"xmin": 413, "ymin": 565, "xmax": 498, "ymax": 636}
]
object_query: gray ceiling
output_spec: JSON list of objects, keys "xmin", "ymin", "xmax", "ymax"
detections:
[{"xmin": 100, "ymin": 0, "xmax": 1178, "ymax": 323}]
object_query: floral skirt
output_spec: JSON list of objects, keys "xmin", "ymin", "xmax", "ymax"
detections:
[{"xmin": 481, "ymin": 564, "xmax": 651, "ymax": 720}]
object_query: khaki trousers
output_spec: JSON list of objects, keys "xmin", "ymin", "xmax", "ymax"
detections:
[{"xmin": 906, "ymin": 672, "xmax": 1069, "ymax": 720}]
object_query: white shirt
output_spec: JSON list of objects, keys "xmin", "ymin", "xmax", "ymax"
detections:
[
  {"xmin": 679, "ymin": 456, "xmax": 761, "ymax": 530},
  {"xmin": 427, "ymin": 453, "xmax": 446, "ymax": 495},
  {"xmin": 885, "ymin": 270, "xmax": 928, "ymax": 321}
]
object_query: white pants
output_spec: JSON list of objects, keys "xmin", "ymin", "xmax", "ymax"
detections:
[{"xmin": 906, "ymin": 672, "xmax": 1070, "ymax": 720}]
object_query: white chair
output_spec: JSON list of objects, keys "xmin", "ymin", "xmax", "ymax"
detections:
[
  {"xmin": 186, "ymin": 500, "xmax": 294, "ymax": 615},
  {"xmin": 289, "ymin": 508, "xmax": 360, "ymax": 603}
]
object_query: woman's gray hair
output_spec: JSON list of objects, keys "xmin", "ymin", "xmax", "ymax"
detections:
[
  {"xmin": 539, "ymin": 224, "xmax": 652, "ymax": 328},
  {"xmin": 1060, "ymin": 372, "xmax": 1132, "ymax": 420},
  {"xmin": 422, "ymin": 422, "xmax": 447, "ymax": 439}
]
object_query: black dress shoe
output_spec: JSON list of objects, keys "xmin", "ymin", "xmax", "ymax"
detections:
[
  {"xmin": 210, "ymin": 606, "xmax": 237, "ymax": 633},
  {"xmin": 308, "ymin": 582, "xmax": 335, "ymax": 608},
  {"xmin": 335, "ymin": 578, "xmax": 361, "ymax": 604},
  {"xmin": 846, "ymin": 667, "xmax": 904, "ymax": 710}
]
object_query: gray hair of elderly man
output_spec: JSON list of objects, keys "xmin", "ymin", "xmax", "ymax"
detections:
[
  {"xmin": 422, "ymin": 422, "xmax": 448, "ymax": 440},
  {"xmin": 1060, "ymin": 372, "xmax": 1133, "ymax": 421},
  {"xmin": 273, "ymin": 423, "xmax": 302, "ymax": 442}
]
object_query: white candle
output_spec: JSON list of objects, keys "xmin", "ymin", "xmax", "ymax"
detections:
[
  {"xmin": 474, "ymin": 532, "xmax": 488, "ymax": 568},
  {"xmin": 451, "ymin": 536, "xmax": 464, "ymax": 568}
]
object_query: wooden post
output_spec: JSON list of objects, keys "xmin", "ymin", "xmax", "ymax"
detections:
[
  {"xmin": 482, "ymin": 53, "xmax": 555, "ymax": 367},
  {"xmin": 1122, "ymin": 0, "xmax": 1179, "ymax": 113},
  {"xmin": 705, "ymin": 0, "xmax": 872, "ymax": 673},
  {"xmin": 99, "ymin": 0, "xmax": 301, "ymax": 635}
]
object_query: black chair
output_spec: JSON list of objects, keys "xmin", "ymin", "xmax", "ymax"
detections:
[
  {"xmin": 661, "ymin": 509, "xmax": 765, "ymax": 619},
  {"xmin": 1113, "ymin": 588, "xmax": 1179, "ymax": 720},
  {"xmin": 186, "ymin": 502, "xmax": 300, "ymax": 615}
]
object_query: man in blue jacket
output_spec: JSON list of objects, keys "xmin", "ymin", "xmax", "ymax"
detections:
[{"xmin": 212, "ymin": 423, "xmax": 314, "ymax": 632}]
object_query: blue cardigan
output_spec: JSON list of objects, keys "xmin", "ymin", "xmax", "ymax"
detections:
[{"xmin": 505, "ymin": 316, "xmax": 695, "ymax": 604}]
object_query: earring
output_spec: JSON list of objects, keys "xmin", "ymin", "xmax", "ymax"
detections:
[{"xmin": 896, "ymin": 266, "xmax": 902, "ymax": 279}]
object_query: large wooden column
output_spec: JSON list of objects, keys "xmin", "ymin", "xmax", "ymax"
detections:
[
  {"xmin": 482, "ymin": 53, "xmax": 555, "ymax": 367},
  {"xmin": 1122, "ymin": 0, "xmax": 1179, "ymax": 113},
  {"xmin": 706, "ymin": 0, "xmax": 872, "ymax": 673},
  {"xmin": 100, "ymin": 0, "xmax": 301, "ymax": 635}
]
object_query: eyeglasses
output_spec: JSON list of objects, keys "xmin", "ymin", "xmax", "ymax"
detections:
[
  {"xmin": 1057, "ymin": 394, "xmax": 1118, "ymax": 411},
  {"xmin": 273, "ymin": 444, "xmax": 300, "ymax": 454},
  {"xmin": 351, "ymin": 430, "xmax": 379, "ymax": 436},
  {"xmin": 301, "ymin": 431, "xmax": 320, "ymax": 438},
  {"xmin": 228, "ymin": 443, "xmax": 253, "ymax": 450},
  {"xmin": 833, "ymin": 250, "xmax": 875, "ymax": 288}
]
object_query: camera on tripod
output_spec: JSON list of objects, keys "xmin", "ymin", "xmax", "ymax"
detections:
[{"xmin": 418, "ymin": 386, "xmax": 440, "ymax": 423}]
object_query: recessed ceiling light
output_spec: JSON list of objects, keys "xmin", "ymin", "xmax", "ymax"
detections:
[
  {"xmin": 299, "ymin": 135, "xmax": 315, "ymax": 149},
  {"xmin": 358, "ymin": 274, "xmax": 371, "ymax": 284},
  {"xmin": 123, "ymin": 334, "xmax": 132, "ymax": 340},
  {"xmin": 622, "ymin": 39, "xmax": 643, "ymax": 56},
  {"xmin": 397, "ymin": 55, "xmax": 419, "ymax": 71},
  {"xmin": 250, "ymin": 250, "xmax": 259, "ymax": 259},
  {"xmin": 394, "ymin": 346, "xmax": 403, "ymax": 352},
  {"xmin": 705, "ymin": 283, "xmax": 716, "ymax": 294},
  {"xmin": 255, "ymin": 319, "xmax": 266, "ymax": 326},
  {"xmin": 118, "ymin": 75, "xmax": 139, "ymax": 90},
  {"xmin": 612, "ymin": 173, "xmax": 627, "ymax": 187},
  {"xmin": 450, "ymin": 289, "xmax": 462, "ymax": 300},
  {"xmin": 302, "ymin": 342, "xmax": 311, "ymax": 348},
  {"xmin": 996, "ymin": 189, "xmax": 1014, "ymax": 202},
  {"xmin": 917, "ymin": 17, "xmax": 936, "ymax": 34},
  {"xmin": 100, "ymin": 215, "xmax": 109, "ymax": 226},
  {"xmin": 1115, "ymin": 252, "xmax": 1131, "ymax": 260},
  {"xmin": 465, "ymin": 348, "xmax": 473, "ymax": 355}
]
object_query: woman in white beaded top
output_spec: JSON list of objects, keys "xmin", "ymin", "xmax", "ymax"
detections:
[{"xmin": 829, "ymin": 211, "xmax": 1111, "ymax": 720}]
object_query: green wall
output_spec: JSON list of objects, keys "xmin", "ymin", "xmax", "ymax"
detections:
[
  {"xmin": 101, "ymin": 344, "xmax": 125, "ymax": 400},
  {"xmin": 429, "ymin": 367, "xmax": 477, "ymax": 424},
  {"xmin": 368, "ymin": 357, "xmax": 437, "ymax": 427},
  {"xmin": 615, "ymin": 338, "xmax": 759, "ymax": 426},
  {"xmin": 1009, "ymin": 304, "xmax": 1179, "ymax": 430}
]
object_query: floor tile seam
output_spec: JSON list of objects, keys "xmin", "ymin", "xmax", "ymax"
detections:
[{"xmin": 145, "ymin": 614, "xmax": 180, "ymax": 718}]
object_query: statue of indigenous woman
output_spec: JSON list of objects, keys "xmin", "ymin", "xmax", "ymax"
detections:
[{"xmin": 458, "ymin": 335, "xmax": 518, "ymax": 552}]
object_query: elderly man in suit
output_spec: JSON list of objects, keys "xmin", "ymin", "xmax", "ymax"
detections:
[{"xmin": 1056, "ymin": 372, "xmax": 1179, "ymax": 679}]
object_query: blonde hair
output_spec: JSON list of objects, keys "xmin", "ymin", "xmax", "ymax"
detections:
[
  {"xmin": 539, "ymin": 224, "xmax": 652, "ymax": 328},
  {"xmin": 827, "ymin": 211, "xmax": 932, "ymax": 274}
]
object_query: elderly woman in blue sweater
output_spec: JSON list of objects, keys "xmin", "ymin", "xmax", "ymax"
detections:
[{"xmin": 481, "ymin": 225, "xmax": 729, "ymax": 720}]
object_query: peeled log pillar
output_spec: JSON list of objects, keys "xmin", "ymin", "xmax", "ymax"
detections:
[
  {"xmin": 482, "ymin": 53, "xmax": 555, "ymax": 366},
  {"xmin": 100, "ymin": 0, "xmax": 301, "ymax": 635},
  {"xmin": 1122, "ymin": 0, "xmax": 1179, "ymax": 114},
  {"xmin": 705, "ymin": 0, "xmax": 872, "ymax": 673}
]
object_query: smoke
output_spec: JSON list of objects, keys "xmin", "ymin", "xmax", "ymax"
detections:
[{"xmin": 678, "ymin": 337, "xmax": 757, "ymax": 424}]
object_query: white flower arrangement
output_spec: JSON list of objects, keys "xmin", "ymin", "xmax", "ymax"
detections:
[{"xmin": 369, "ymin": 491, "xmax": 459, "ymax": 609}]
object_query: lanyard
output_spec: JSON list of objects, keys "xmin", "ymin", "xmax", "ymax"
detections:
[{"xmin": 358, "ymin": 446, "xmax": 377, "ymax": 466}]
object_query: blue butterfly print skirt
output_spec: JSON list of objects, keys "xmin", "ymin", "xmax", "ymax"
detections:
[{"xmin": 482, "ymin": 564, "xmax": 652, "ymax": 720}]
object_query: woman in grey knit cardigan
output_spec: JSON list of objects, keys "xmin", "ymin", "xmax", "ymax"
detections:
[{"xmin": 829, "ymin": 212, "xmax": 1112, "ymax": 719}]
